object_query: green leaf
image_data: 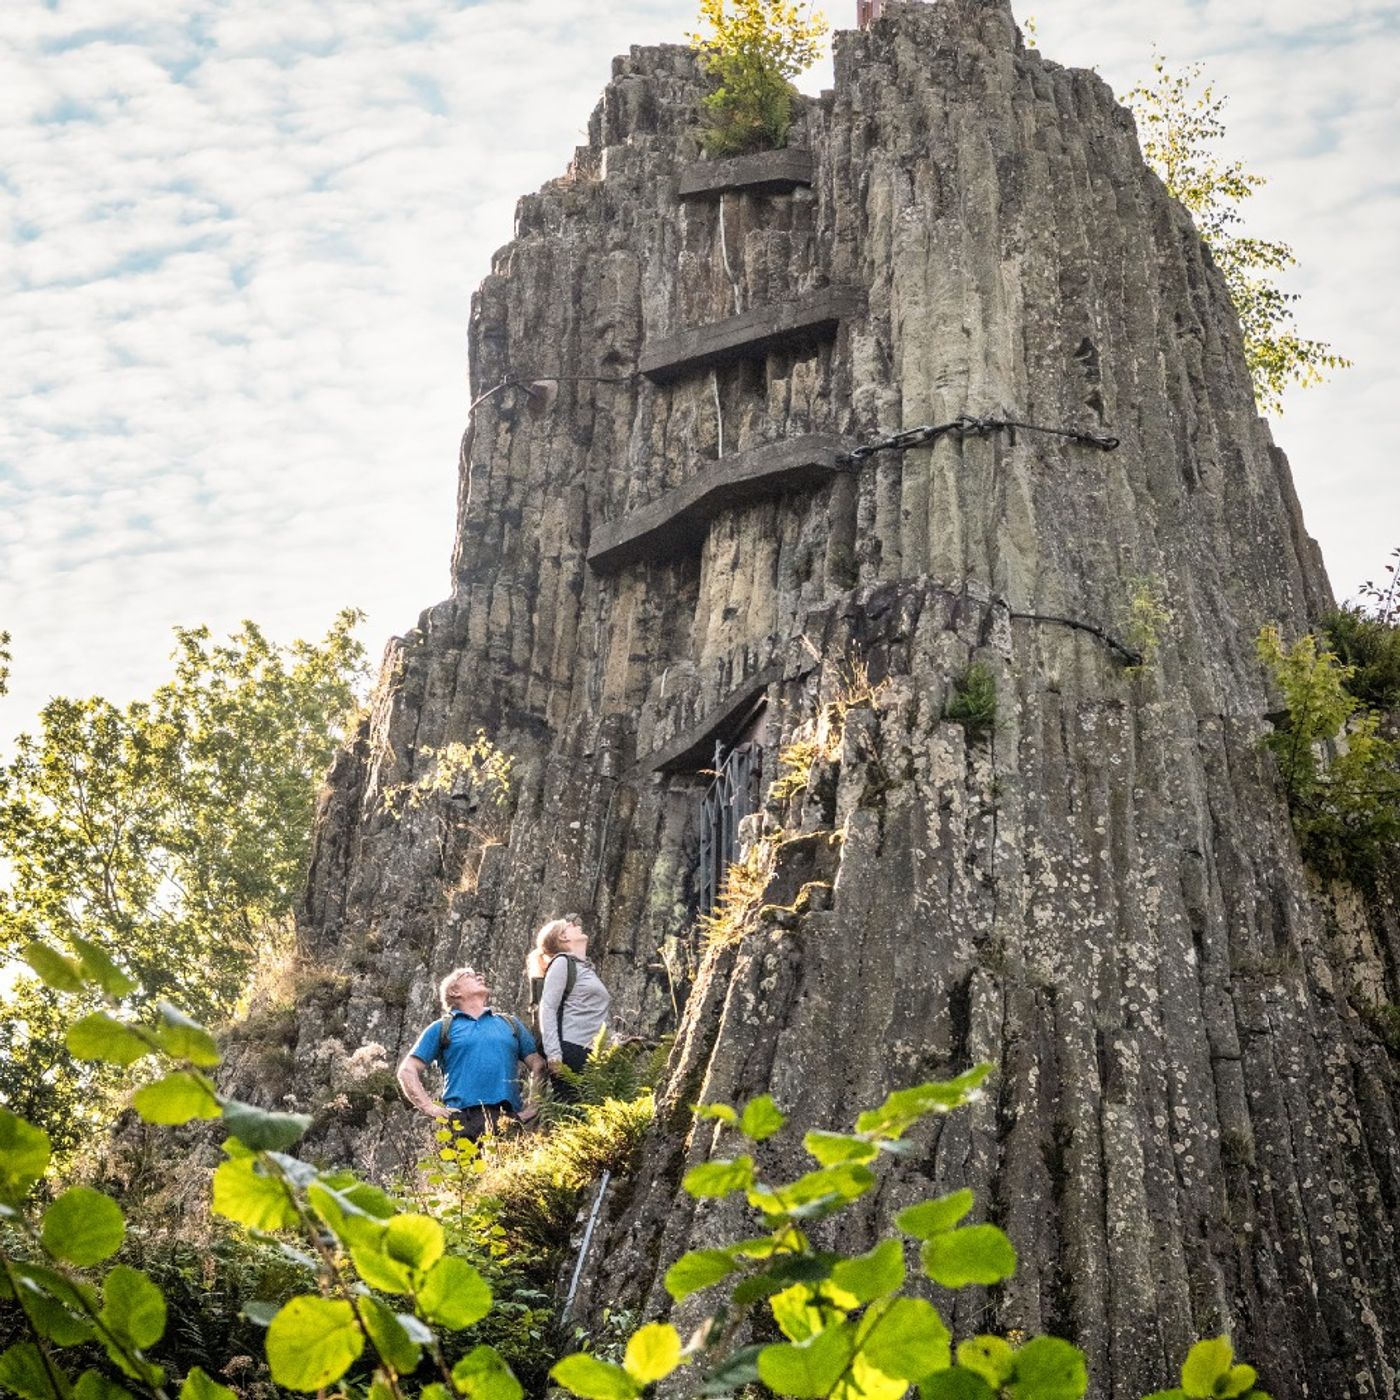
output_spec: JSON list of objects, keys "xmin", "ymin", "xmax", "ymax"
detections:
[
  {"xmin": 623, "ymin": 1323, "xmax": 684, "ymax": 1386},
  {"xmin": 920, "ymin": 1369, "xmax": 996, "ymax": 1400},
  {"xmin": 699, "ymin": 1345, "xmax": 763, "ymax": 1397},
  {"xmin": 18, "ymin": 1287, "xmax": 94, "ymax": 1347},
  {"xmin": 100, "ymin": 1266, "xmax": 166, "ymax": 1351},
  {"xmin": 179, "ymin": 1367, "xmax": 238, "ymax": 1400},
  {"xmin": 897, "ymin": 1190, "xmax": 975, "ymax": 1239},
  {"xmin": 384, "ymin": 1213, "xmax": 444, "ymax": 1271},
  {"xmin": 957, "ymin": 1337, "xmax": 1015, "ymax": 1387},
  {"xmin": 1220, "ymin": 1367, "xmax": 1258, "ymax": 1398},
  {"xmin": 23, "ymin": 942, "xmax": 87, "ymax": 994},
  {"xmin": 770, "ymin": 1284, "xmax": 837, "ymax": 1343},
  {"xmin": 350, "ymin": 1239, "xmax": 412, "ymax": 1295},
  {"xmin": 41, "ymin": 1187, "xmax": 125, "ymax": 1266},
  {"xmin": 682, "ymin": 1156, "xmax": 755, "ymax": 1197},
  {"xmin": 241, "ymin": 1302, "xmax": 279, "ymax": 1328},
  {"xmin": 828, "ymin": 1239, "xmax": 906, "ymax": 1306},
  {"xmin": 550, "ymin": 1354, "xmax": 640, "ymax": 1400},
  {"xmin": 664, "ymin": 1249, "xmax": 738, "ymax": 1301},
  {"xmin": 357, "ymin": 1297, "xmax": 420, "ymax": 1376},
  {"xmin": 452, "ymin": 1346, "xmax": 524, "ymax": 1400},
  {"xmin": 369, "ymin": 1376, "xmax": 395, "ymax": 1400},
  {"xmin": 153, "ymin": 1004, "xmax": 221, "ymax": 1068},
  {"xmin": 803, "ymin": 1131, "xmax": 878, "ymax": 1166},
  {"xmin": 756, "ymin": 1322, "xmax": 857, "ymax": 1398},
  {"xmin": 749, "ymin": 1163, "xmax": 876, "ymax": 1220},
  {"xmin": 131, "ymin": 1071, "xmax": 220, "ymax": 1125},
  {"xmin": 921, "ymin": 1225, "xmax": 1017, "ymax": 1288},
  {"xmin": 422, "ymin": 1386, "xmax": 453, "ymax": 1400},
  {"xmin": 265, "ymin": 1297, "xmax": 363, "ymax": 1391},
  {"xmin": 695, "ymin": 1103, "xmax": 739, "ymax": 1126},
  {"xmin": 419, "ymin": 1256, "xmax": 492, "ymax": 1328},
  {"xmin": 860, "ymin": 1297, "xmax": 952, "ymax": 1382},
  {"xmin": 211, "ymin": 1158, "xmax": 298, "ymax": 1231},
  {"xmin": 855, "ymin": 1065, "xmax": 993, "ymax": 1138},
  {"xmin": 0, "ymin": 1109, "xmax": 52, "ymax": 1206},
  {"xmin": 1007, "ymin": 1337, "xmax": 1087, "ymax": 1400},
  {"xmin": 0, "ymin": 1342, "xmax": 68, "ymax": 1400},
  {"xmin": 1181, "ymin": 1339, "xmax": 1233, "ymax": 1399},
  {"xmin": 74, "ymin": 1370, "xmax": 135, "ymax": 1400},
  {"xmin": 219, "ymin": 1099, "xmax": 312, "ymax": 1151},
  {"xmin": 739, "ymin": 1094, "xmax": 786, "ymax": 1142},
  {"xmin": 69, "ymin": 938, "xmax": 135, "ymax": 998},
  {"xmin": 65, "ymin": 1015, "xmax": 151, "ymax": 1068}
]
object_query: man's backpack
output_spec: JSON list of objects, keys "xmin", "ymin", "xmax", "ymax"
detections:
[{"xmin": 529, "ymin": 954, "xmax": 578, "ymax": 1054}]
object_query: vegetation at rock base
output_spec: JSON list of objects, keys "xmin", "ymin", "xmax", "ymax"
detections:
[
  {"xmin": 0, "ymin": 941, "xmax": 1270, "ymax": 1400},
  {"xmin": 1127, "ymin": 56, "xmax": 1349, "ymax": 415},
  {"xmin": 687, "ymin": 0, "xmax": 828, "ymax": 157},
  {"xmin": 1123, "ymin": 576, "xmax": 1174, "ymax": 674},
  {"xmin": 0, "ymin": 611, "xmax": 367, "ymax": 1155}
]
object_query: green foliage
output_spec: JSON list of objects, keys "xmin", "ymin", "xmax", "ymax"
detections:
[
  {"xmin": 0, "ymin": 611, "xmax": 367, "ymax": 1153},
  {"xmin": 1123, "ymin": 577, "xmax": 1173, "ymax": 673},
  {"xmin": 1320, "ymin": 605, "xmax": 1400, "ymax": 713},
  {"xmin": 687, "ymin": 0, "xmax": 828, "ymax": 157},
  {"xmin": 1127, "ymin": 56, "xmax": 1348, "ymax": 416},
  {"xmin": 944, "ymin": 663, "xmax": 998, "ymax": 742},
  {"xmin": 1257, "ymin": 624, "xmax": 1400, "ymax": 883}
]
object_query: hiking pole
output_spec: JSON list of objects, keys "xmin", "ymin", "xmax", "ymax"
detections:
[{"xmin": 562, "ymin": 1169, "xmax": 611, "ymax": 1321}]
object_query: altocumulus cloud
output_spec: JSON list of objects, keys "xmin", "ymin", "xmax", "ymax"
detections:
[{"xmin": 1, "ymin": 0, "xmax": 1394, "ymax": 742}]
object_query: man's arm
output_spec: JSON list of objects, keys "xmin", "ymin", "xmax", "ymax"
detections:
[{"xmin": 397, "ymin": 1053, "xmax": 449, "ymax": 1119}]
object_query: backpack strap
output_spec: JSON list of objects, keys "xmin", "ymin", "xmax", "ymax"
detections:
[
  {"xmin": 555, "ymin": 955, "xmax": 578, "ymax": 1055},
  {"xmin": 433, "ymin": 1012, "xmax": 453, "ymax": 1064}
]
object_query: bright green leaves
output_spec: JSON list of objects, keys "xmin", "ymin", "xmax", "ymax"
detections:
[
  {"xmin": 0, "ymin": 1342, "xmax": 67, "ymax": 1400},
  {"xmin": 356, "ymin": 1296, "xmax": 420, "ymax": 1376},
  {"xmin": 665, "ymin": 1248, "xmax": 739, "ymax": 1301},
  {"xmin": 179, "ymin": 1368, "xmax": 237, "ymax": 1400},
  {"xmin": 220, "ymin": 1100, "xmax": 312, "ymax": 1152},
  {"xmin": 453, "ymin": 1346, "xmax": 524, "ymax": 1400},
  {"xmin": 828, "ymin": 1240, "xmax": 905, "ymax": 1307},
  {"xmin": 758, "ymin": 1321, "xmax": 857, "ymax": 1397},
  {"xmin": 98, "ymin": 1266, "xmax": 166, "ymax": 1384},
  {"xmin": 623, "ymin": 1323, "xmax": 685, "ymax": 1385},
  {"xmin": 1177, "ymin": 1337, "xmax": 1266, "ymax": 1400},
  {"xmin": 418, "ymin": 1256, "xmax": 492, "ymax": 1328},
  {"xmin": 131, "ymin": 1072, "xmax": 221, "ymax": 1125},
  {"xmin": 804, "ymin": 1131, "xmax": 879, "ymax": 1167},
  {"xmin": 384, "ymin": 1213, "xmax": 444, "ymax": 1272},
  {"xmin": 740, "ymin": 1095, "xmax": 786, "ymax": 1142},
  {"xmin": 41, "ymin": 1187, "xmax": 125, "ymax": 1266},
  {"xmin": 922, "ymin": 1225, "xmax": 1018, "ymax": 1289},
  {"xmin": 0, "ymin": 1108, "xmax": 51, "ymax": 1206},
  {"xmin": 856, "ymin": 1066, "xmax": 992, "ymax": 1139},
  {"xmin": 958, "ymin": 1336, "xmax": 1016, "ymax": 1387},
  {"xmin": 65, "ymin": 1015, "xmax": 150, "ymax": 1068},
  {"xmin": 921, "ymin": 1369, "xmax": 995, "ymax": 1400},
  {"xmin": 898, "ymin": 1190, "xmax": 975, "ymax": 1239},
  {"xmin": 1006, "ymin": 1337, "xmax": 1087, "ymax": 1399},
  {"xmin": 266, "ymin": 1297, "xmax": 363, "ymax": 1391},
  {"xmin": 22, "ymin": 942, "xmax": 87, "ymax": 994},
  {"xmin": 860, "ymin": 1298, "xmax": 952, "ymax": 1382},
  {"xmin": 211, "ymin": 1156, "xmax": 298, "ymax": 1232},
  {"xmin": 152, "ymin": 1005, "xmax": 221, "ymax": 1067},
  {"xmin": 551, "ymin": 1354, "xmax": 642, "ymax": 1400},
  {"xmin": 551, "ymin": 1324, "xmax": 686, "ymax": 1399},
  {"xmin": 683, "ymin": 1156, "xmax": 755, "ymax": 1197}
]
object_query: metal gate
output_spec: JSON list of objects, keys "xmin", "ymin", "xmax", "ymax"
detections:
[{"xmin": 697, "ymin": 739, "xmax": 764, "ymax": 918}]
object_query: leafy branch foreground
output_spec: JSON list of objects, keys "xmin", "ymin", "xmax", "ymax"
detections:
[{"xmin": 0, "ymin": 941, "xmax": 1268, "ymax": 1400}]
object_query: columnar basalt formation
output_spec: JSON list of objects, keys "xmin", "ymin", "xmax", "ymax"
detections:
[{"xmin": 276, "ymin": 2, "xmax": 1400, "ymax": 1395}]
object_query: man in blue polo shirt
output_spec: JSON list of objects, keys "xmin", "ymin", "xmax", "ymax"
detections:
[{"xmin": 397, "ymin": 965, "xmax": 545, "ymax": 1141}]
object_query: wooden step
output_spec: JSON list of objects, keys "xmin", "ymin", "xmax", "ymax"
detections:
[
  {"xmin": 638, "ymin": 286, "xmax": 864, "ymax": 384},
  {"xmin": 588, "ymin": 434, "xmax": 848, "ymax": 574},
  {"xmin": 678, "ymin": 148, "xmax": 814, "ymax": 199}
]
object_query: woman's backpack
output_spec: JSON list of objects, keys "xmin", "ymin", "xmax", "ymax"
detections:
[{"xmin": 530, "ymin": 954, "xmax": 579, "ymax": 1051}]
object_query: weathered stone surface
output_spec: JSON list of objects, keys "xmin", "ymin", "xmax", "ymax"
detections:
[
  {"xmin": 639, "ymin": 286, "xmax": 866, "ymax": 382},
  {"xmin": 273, "ymin": 3, "xmax": 1400, "ymax": 1396},
  {"xmin": 678, "ymin": 147, "xmax": 816, "ymax": 199},
  {"xmin": 588, "ymin": 434, "xmax": 848, "ymax": 572}
]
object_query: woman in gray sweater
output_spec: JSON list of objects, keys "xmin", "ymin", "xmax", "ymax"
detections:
[{"xmin": 529, "ymin": 914, "xmax": 611, "ymax": 1091}]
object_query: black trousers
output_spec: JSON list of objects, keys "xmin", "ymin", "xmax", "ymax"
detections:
[
  {"xmin": 551, "ymin": 1041, "xmax": 590, "ymax": 1103},
  {"xmin": 448, "ymin": 1101, "xmax": 516, "ymax": 1142}
]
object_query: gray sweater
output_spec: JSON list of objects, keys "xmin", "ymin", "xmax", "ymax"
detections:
[{"xmin": 538, "ymin": 955, "xmax": 611, "ymax": 1061}]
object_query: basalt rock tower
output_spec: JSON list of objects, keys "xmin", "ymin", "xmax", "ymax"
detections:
[{"xmin": 284, "ymin": 2, "xmax": 1400, "ymax": 1394}]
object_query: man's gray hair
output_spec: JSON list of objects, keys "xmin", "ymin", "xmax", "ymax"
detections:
[{"xmin": 438, "ymin": 967, "xmax": 476, "ymax": 1011}]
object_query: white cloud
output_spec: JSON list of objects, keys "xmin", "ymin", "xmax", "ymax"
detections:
[{"xmin": 1, "ymin": 0, "xmax": 1394, "ymax": 741}]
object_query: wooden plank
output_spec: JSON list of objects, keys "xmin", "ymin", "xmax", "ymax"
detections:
[
  {"xmin": 638, "ymin": 286, "xmax": 864, "ymax": 384},
  {"xmin": 646, "ymin": 665, "xmax": 783, "ymax": 774},
  {"xmin": 678, "ymin": 147, "xmax": 815, "ymax": 199},
  {"xmin": 588, "ymin": 434, "xmax": 848, "ymax": 574}
]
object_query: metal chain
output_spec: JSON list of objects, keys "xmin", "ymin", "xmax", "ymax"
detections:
[{"xmin": 837, "ymin": 413, "xmax": 1119, "ymax": 468}]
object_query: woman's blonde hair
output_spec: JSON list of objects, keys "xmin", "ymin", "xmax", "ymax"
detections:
[{"xmin": 527, "ymin": 914, "xmax": 581, "ymax": 977}]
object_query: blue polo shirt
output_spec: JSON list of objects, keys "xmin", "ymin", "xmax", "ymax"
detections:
[{"xmin": 410, "ymin": 1009, "xmax": 538, "ymax": 1111}]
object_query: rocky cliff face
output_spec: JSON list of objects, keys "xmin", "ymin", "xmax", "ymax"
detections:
[{"xmin": 278, "ymin": 2, "xmax": 1399, "ymax": 1394}]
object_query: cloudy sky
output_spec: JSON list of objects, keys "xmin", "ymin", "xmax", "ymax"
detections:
[{"xmin": 2, "ymin": 0, "xmax": 1394, "ymax": 740}]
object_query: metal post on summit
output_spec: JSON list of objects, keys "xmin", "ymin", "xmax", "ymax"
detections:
[{"xmin": 856, "ymin": 0, "xmax": 884, "ymax": 27}]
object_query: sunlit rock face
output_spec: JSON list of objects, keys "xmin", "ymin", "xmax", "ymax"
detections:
[{"xmin": 282, "ymin": 1, "xmax": 1398, "ymax": 1393}]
